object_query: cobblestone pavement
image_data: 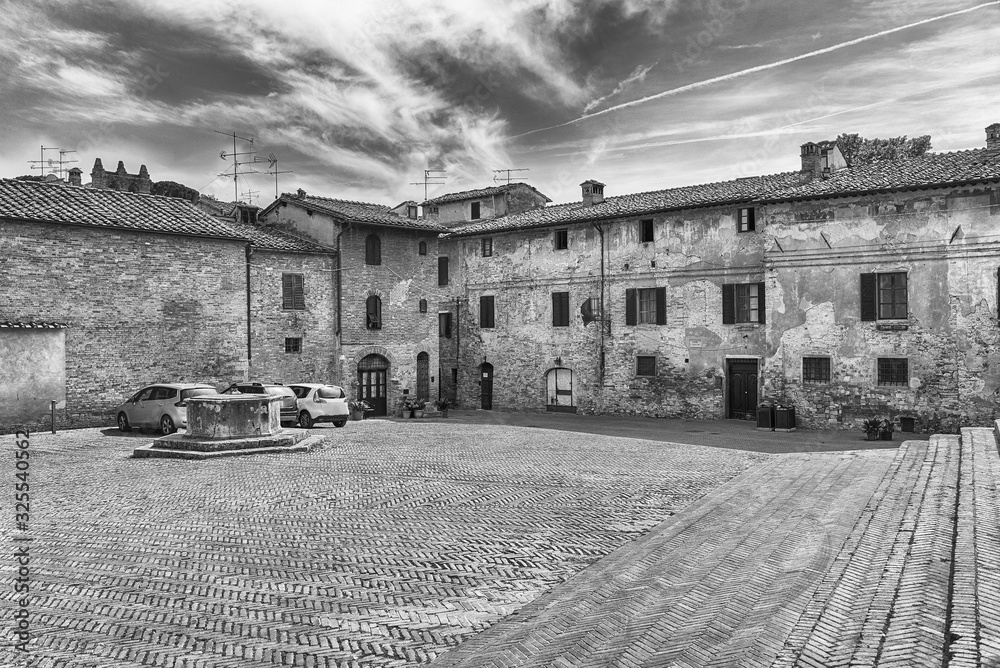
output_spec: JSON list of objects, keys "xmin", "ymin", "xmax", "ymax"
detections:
[{"xmin": 1, "ymin": 421, "xmax": 769, "ymax": 667}]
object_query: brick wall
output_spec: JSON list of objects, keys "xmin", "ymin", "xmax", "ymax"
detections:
[{"xmin": 0, "ymin": 220, "xmax": 248, "ymax": 430}]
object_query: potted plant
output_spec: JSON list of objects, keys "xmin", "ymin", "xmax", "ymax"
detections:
[
  {"xmin": 861, "ymin": 417, "xmax": 882, "ymax": 441},
  {"xmin": 402, "ymin": 397, "xmax": 419, "ymax": 418},
  {"xmin": 349, "ymin": 400, "xmax": 372, "ymax": 421},
  {"xmin": 879, "ymin": 417, "xmax": 894, "ymax": 441},
  {"xmin": 415, "ymin": 397, "xmax": 427, "ymax": 419},
  {"xmin": 434, "ymin": 398, "xmax": 451, "ymax": 418}
]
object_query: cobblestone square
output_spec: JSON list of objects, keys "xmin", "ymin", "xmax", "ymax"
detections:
[{"xmin": 2, "ymin": 420, "xmax": 769, "ymax": 667}]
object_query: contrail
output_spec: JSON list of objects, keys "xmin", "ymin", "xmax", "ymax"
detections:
[{"xmin": 511, "ymin": 1, "xmax": 1000, "ymax": 140}]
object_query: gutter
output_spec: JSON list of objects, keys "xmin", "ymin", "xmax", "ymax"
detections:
[{"xmin": 245, "ymin": 243, "xmax": 252, "ymax": 380}]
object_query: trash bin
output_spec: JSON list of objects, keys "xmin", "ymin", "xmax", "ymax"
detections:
[
  {"xmin": 756, "ymin": 402, "xmax": 775, "ymax": 430},
  {"xmin": 774, "ymin": 404, "xmax": 796, "ymax": 431}
]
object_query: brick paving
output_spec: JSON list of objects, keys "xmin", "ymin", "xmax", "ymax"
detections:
[
  {"xmin": 1, "ymin": 419, "xmax": 996, "ymax": 667},
  {"xmin": 1, "ymin": 421, "xmax": 766, "ymax": 667}
]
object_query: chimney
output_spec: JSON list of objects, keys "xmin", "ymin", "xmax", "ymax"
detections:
[
  {"xmin": 987, "ymin": 123, "xmax": 1000, "ymax": 151},
  {"xmin": 799, "ymin": 142, "xmax": 821, "ymax": 182},
  {"xmin": 137, "ymin": 164, "xmax": 151, "ymax": 194},
  {"xmin": 91, "ymin": 158, "xmax": 106, "ymax": 189},
  {"xmin": 68, "ymin": 167, "xmax": 82, "ymax": 186},
  {"xmin": 297, "ymin": 188, "xmax": 307, "ymax": 199},
  {"xmin": 581, "ymin": 180, "xmax": 605, "ymax": 206},
  {"xmin": 116, "ymin": 160, "xmax": 127, "ymax": 175}
]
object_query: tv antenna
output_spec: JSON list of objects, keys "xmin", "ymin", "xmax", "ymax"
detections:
[
  {"xmin": 214, "ymin": 130, "xmax": 259, "ymax": 203},
  {"xmin": 28, "ymin": 146, "xmax": 78, "ymax": 180},
  {"xmin": 241, "ymin": 188, "xmax": 260, "ymax": 206},
  {"xmin": 256, "ymin": 153, "xmax": 293, "ymax": 199},
  {"xmin": 410, "ymin": 169, "xmax": 447, "ymax": 202},
  {"xmin": 492, "ymin": 168, "xmax": 528, "ymax": 185}
]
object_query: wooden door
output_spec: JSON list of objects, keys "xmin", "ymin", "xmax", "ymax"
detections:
[
  {"xmin": 358, "ymin": 354, "xmax": 389, "ymax": 416},
  {"xmin": 546, "ymin": 368, "xmax": 574, "ymax": 411},
  {"xmin": 416, "ymin": 352, "xmax": 429, "ymax": 403},
  {"xmin": 480, "ymin": 363, "xmax": 493, "ymax": 410},
  {"xmin": 727, "ymin": 359, "xmax": 758, "ymax": 420}
]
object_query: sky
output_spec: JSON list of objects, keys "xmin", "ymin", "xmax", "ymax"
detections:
[{"xmin": 0, "ymin": 0, "xmax": 997, "ymax": 208}]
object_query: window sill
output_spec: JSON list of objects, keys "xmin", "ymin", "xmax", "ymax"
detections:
[{"xmin": 875, "ymin": 322, "xmax": 909, "ymax": 331}]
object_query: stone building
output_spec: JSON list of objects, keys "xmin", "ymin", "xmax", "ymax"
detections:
[
  {"xmin": 0, "ymin": 179, "xmax": 335, "ymax": 431},
  {"xmin": 434, "ymin": 123, "xmax": 1000, "ymax": 432},
  {"xmin": 89, "ymin": 158, "xmax": 152, "ymax": 193},
  {"xmin": 259, "ymin": 190, "xmax": 448, "ymax": 416},
  {"xmin": 421, "ymin": 183, "xmax": 550, "ymax": 226}
]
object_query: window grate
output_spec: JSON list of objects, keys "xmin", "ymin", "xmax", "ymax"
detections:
[
  {"xmin": 802, "ymin": 357, "xmax": 830, "ymax": 384},
  {"xmin": 636, "ymin": 356, "xmax": 656, "ymax": 376},
  {"xmin": 877, "ymin": 358, "xmax": 908, "ymax": 386},
  {"xmin": 284, "ymin": 337, "xmax": 302, "ymax": 353}
]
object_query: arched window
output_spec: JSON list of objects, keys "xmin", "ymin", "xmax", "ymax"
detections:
[
  {"xmin": 366, "ymin": 295, "xmax": 382, "ymax": 329},
  {"xmin": 419, "ymin": 299, "xmax": 427, "ymax": 313},
  {"xmin": 365, "ymin": 234, "xmax": 381, "ymax": 265},
  {"xmin": 418, "ymin": 240, "xmax": 427, "ymax": 256}
]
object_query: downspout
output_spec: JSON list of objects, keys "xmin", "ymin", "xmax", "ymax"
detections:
[
  {"xmin": 592, "ymin": 223, "xmax": 606, "ymax": 384},
  {"xmin": 245, "ymin": 242, "xmax": 252, "ymax": 381},
  {"xmin": 455, "ymin": 297, "xmax": 461, "ymax": 403},
  {"xmin": 334, "ymin": 221, "xmax": 349, "ymax": 385}
]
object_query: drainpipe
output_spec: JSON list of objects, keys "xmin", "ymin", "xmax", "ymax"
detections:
[
  {"xmin": 245, "ymin": 242, "xmax": 252, "ymax": 380},
  {"xmin": 334, "ymin": 221, "xmax": 349, "ymax": 385},
  {"xmin": 591, "ymin": 223, "xmax": 607, "ymax": 384},
  {"xmin": 455, "ymin": 297, "xmax": 461, "ymax": 403}
]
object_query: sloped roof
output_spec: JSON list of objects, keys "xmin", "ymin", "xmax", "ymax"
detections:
[
  {"xmin": 760, "ymin": 148, "xmax": 1000, "ymax": 203},
  {"xmin": 445, "ymin": 172, "xmax": 802, "ymax": 237},
  {"xmin": 421, "ymin": 182, "xmax": 552, "ymax": 206},
  {"xmin": 0, "ymin": 179, "xmax": 329, "ymax": 253},
  {"xmin": 262, "ymin": 193, "xmax": 448, "ymax": 232}
]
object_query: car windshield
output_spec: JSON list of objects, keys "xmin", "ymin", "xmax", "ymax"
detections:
[
  {"xmin": 181, "ymin": 388, "xmax": 216, "ymax": 401},
  {"xmin": 289, "ymin": 386, "xmax": 311, "ymax": 399},
  {"xmin": 317, "ymin": 386, "xmax": 345, "ymax": 399},
  {"xmin": 265, "ymin": 386, "xmax": 296, "ymax": 398}
]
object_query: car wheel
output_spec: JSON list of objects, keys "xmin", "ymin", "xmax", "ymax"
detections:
[
  {"xmin": 299, "ymin": 411, "xmax": 314, "ymax": 429},
  {"xmin": 159, "ymin": 415, "xmax": 176, "ymax": 435},
  {"xmin": 333, "ymin": 420, "xmax": 347, "ymax": 428},
  {"xmin": 117, "ymin": 412, "xmax": 132, "ymax": 432}
]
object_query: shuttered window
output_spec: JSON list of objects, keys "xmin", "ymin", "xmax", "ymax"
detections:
[
  {"xmin": 552, "ymin": 291, "xmax": 570, "ymax": 327},
  {"xmin": 625, "ymin": 287, "xmax": 667, "ymax": 325},
  {"xmin": 438, "ymin": 256, "xmax": 449, "ymax": 286},
  {"xmin": 554, "ymin": 229, "xmax": 568, "ymax": 250},
  {"xmin": 722, "ymin": 282, "xmax": 765, "ymax": 324},
  {"xmin": 439, "ymin": 312, "xmax": 452, "ymax": 338},
  {"xmin": 365, "ymin": 296, "xmax": 382, "ymax": 330},
  {"xmin": 860, "ymin": 272, "xmax": 907, "ymax": 320},
  {"xmin": 282, "ymin": 273, "xmax": 304, "ymax": 310},
  {"xmin": 480, "ymin": 296, "xmax": 495, "ymax": 329},
  {"xmin": 641, "ymin": 219, "xmax": 654, "ymax": 243},
  {"xmin": 365, "ymin": 234, "xmax": 381, "ymax": 265},
  {"xmin": 738, "ymin": 207, "xmax": 756, "ymax": 232},
  {"xmin": 471, "ymin": 202, "xmax": 481, "ymax": 219}
]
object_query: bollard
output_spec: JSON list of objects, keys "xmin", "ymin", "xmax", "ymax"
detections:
[{"xmin": 50, "ymin": 400, "xmax": 56, "ymax": 434}]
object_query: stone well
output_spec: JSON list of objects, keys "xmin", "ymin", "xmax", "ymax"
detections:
[{"xmin": 185, "ymin": 394, "xmax": 281, "ymax": 439}]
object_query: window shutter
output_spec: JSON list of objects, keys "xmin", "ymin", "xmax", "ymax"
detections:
[
  {"xmin": 757, "ymin": 282, "xmax": 765, "ymax": 324},
  {"xmin": 480, "ymin": 296, "xmax": 494, "ymax": 328},
  {"xmin": 294, "ymin": 276, "xmax": 304, "ymax": 310},
  {"xmin": 552, "ymin": 292, "xmax": 561, "ymax": 326},
  {"xmin": 282, "ymin": 274, "xmax": 293, "ymax": 309},
  {"xmin": 860, "ymin": 273, "xmax": 877, "ymax": 321},
  {"xmin": 655, "ymin": 287, "xmax": 667, "ymax": 325},
  {"xmin": 438, "ymin": 257, "xmax": 449, "ymax": 286},
  {"xmin": 747, "ymin": 207, "xmax": 756, "ymax": 231},
  {"xmin": 625, "ymin": 288, "xmax": 637, "ymax": 326},
  {"xmin": 722, "ymin": 284, "xmax": 735, "ymax": 324}
]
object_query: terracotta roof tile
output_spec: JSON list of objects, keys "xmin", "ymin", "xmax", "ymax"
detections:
[
  {"xmin": 0, "ymin": 179, "xmax": 328, "ymax": 253},
  {"xmin": 421, "ymin": 183, "xmax": 552, "ymax": 206},
  {"xmin": 446, "ymin": 172, "xmax": 801, "ymax": 237},
  {"xmin": 264, "ymin": 193, "xmax": 449, "ymax": 232}
]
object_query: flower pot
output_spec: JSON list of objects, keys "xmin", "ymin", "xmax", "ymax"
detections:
[
  {"xmin": 351, "ymin": 410, "xmax": 363, "ymax": 421},
  {"xmin": 416, "ymin": 409, "xmax": 425, "ymax": 418},
  {"xmin": 866, "ymin": 432, "xmax": 879, "ymax": 441},
  {"xmin": 440, "ymin": 408, "xmax": 448, "ymax": 418},
  {"xmin": 407, "ymin": 410, "xmax": 416, "ymax": 419},
  {"xmin": 880, "ymin": 431, "xmax": 893, "ymax": 441}
]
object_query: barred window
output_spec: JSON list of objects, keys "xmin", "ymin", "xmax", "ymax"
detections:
[
  {"xmin": 877, "ymin": 358, "xmax": 908, "ymax": 386},
  {"xmin": 636, "ymin": 356, "xmax": 656, "ymax": 377},
  {"xmin": 284, "ymin": 337, "xmax": 302, "ymax": 354},
  {"xmin": 802, "ymin": 357, "xmax": 830, "ymax": 384}
]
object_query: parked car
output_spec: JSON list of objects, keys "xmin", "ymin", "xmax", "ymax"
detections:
[
  {"xmin": 288, "ymin": 383, "xmax": 350, "ymax": 428},
  {"xmin": 219, "ymin": 382, "xmax": 299, "ymax": 425},
  {"xmin": 116, "ymin": 383, "xmax": 217, "ymax": 435}
]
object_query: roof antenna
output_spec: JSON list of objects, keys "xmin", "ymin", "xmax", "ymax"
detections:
[
  {"xmin": 492, "ymin": 168, "xmax": 529, "ymax": 185},
  {"xmin": 410, "ymin": 169, "xmax": 447, "ymax": 201},
  {"xmin": 214, "ymin": 130, "xmax": 259, "ymax": 203},
  {"xmin": 256, "ymin": 153, "xmax": 293, "ymax": 199},
  {"xmin": 28, "ymin": 146, "xmax": 77, "ymax": 181}
]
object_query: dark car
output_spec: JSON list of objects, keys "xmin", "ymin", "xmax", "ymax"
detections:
[{"xmin": 219, "ymin": 382, "xmax": 298, "ymax": 426}]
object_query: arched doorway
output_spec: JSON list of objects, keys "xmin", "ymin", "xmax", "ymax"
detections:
[
  {"xmin": 358, "ymin": 354, "xmax": 390, "ymax": 416},
  {"xmin": 480, "ymin": 362, "xmax": 494, "ymax": 410},
  {"xmin": 416, "ymin": 352, "xmax": 429, "ymax": 401},
  {"xmin": 545, "ymin": 368, "xmax": 575, "ymax": 412}
]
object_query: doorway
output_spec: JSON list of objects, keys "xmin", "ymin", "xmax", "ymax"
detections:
[
  {"xmin": 727, "ymin": 359, "xmax": 758, "ymax": 420},
  {"xmin": 480, "ymin": 362, "xmax": 493, "ymax": 410},
  {"xmin": 545, "ymin": 368, "xmax": 575, "ymax": 412},
  {"xmin": 358, "ymin": 354, "xmax": 389, "ymax": 416},
  {"xmin": 416, "ymin": 352, "xmax": 429, "ymax": 402}
]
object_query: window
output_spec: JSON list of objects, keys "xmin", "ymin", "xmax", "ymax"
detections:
[
  {"xmin": 419, "ymin": 240, "xmax": 427, "ymax": 256},
  {"xmin": 721, "ymin": 282, "xmax": 765, "ymax": 324},
  {"xmin": 636, "ymin": 356, "xmax": 657, "ymax": 377},
  {"xmin": 860, "ymin": 272, "xmax": 907, "ymax": 321},
  {"xmin": 428, "ymin": 206, "xmax": 439, "ymax": 215},
  {"xmin": 738, "ymin": 207, "xmax": 756, "ymax": 232},
  {"xmin": 419, "ymin": 299, "xmax": 427, "ymax": 313},
  {"xmin": 802, "ymin": 357, "xmax": 830, "ymax": 384},
  {"xmin": 482, "ymin": 237, "xmax": 493, "ymax": 257},
  {"xmin": 407, "ymin": 205, "xmax": 418, "ymax": 219},
  {"xmin": 366, "ymin": 295, "xmax": 382, "ymax": 330},
  {"xmin": 641, "ymin": 219, "xmax": 654, "ymax": 243},
  {"xmin": 438, "ymin": 257, "xmax": 449, "ymax": 286},
  {"xmin": 365, "ymin": 234, "xmax": 381, "ymax": 265},
  {"xmin": 555, "ymin": 229, "xmax": 568, "ymax": 250},
  {"xmin": 625, "ymin": 287, "xmax": 667, "ymax": 325},
  {"xmin": 552, "ymin": 291, "xmax": 570, "ymax": 327},
  {"xmin": 878, "ymin": 358, "xmax": 908, "ymax": 386},
  {"xmin": 282, "ymin": 273, "xmax": 305, "ymax": 310},
  {"xmin": 439, "ymin": 312, "xmax": 452, "ymax": 338},
  {"xmin": 471, "ymin": 201, "xmax": 481, "ymax": 219},
  {"xmin": 480, "ymin": 296, "xmax": 495, "ymax": 328},
  {"xmin": 285, "ymin": 337, "xmax": 302, "ymax": 353}
]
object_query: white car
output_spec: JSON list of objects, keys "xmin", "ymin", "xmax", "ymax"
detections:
[
  {"xmin": 115, "ymin": 383, "xmax": 217, "ymax": 435},
  {"xmin": 288, "ymin": 383, "xmax": 350, "ymax": 428}
]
